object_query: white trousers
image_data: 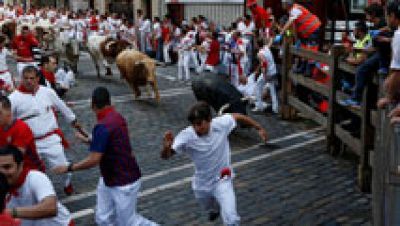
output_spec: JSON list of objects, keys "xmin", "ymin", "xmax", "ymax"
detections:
[
  {"xmin": 256, "ymin": 74, "xmax": 279, "ymax": 113},
  {"xmin": 96, "ymin": 178, "xmax": 159, "ymax": 226},
  {"xmin": 237, "ymin": 73, "xmax": 257, "ymax": 97},
  {"xmin": 197, "ymin": 53, "xmax": 208, "ymax": 73},
  {"xmin": 178, "ymin": 51, "xmax": 191, "ymax": 80},
  {"xmin": 194, "ymin": 178, "xmax": 240, "ymax": 226},
  {"xmin": 17, "ymin": 62, "xmax": 38, "ymax": 85},
  {"xmin": 36, "ymin": 134, "xmax": 72, "ymax": 186},
  {"xmin": 163, "ymin": 42, "xmax": 171, "ymax": 63},
  {"xmin": 140, "ymin": 32, "xmax": 150, "ymax": 52},
  {"xmin": 230, "ymin": 61, "xmax": 246, "ymax": 88},
  {"xmin": 189, "ymin": 50, "xmax": 199, "ymax": 69}
]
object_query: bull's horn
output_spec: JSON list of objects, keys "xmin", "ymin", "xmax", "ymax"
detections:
[
  {"xmin": 218, "ymin": 103, "xmax": 230, "ymax": 116},
  {"xmin": 105, "ymin": 41, "xmax": 116, "ymax": 51},
  {"xmin": 241, "ymin": 96, "xmax": 252, "ymax": 103}
]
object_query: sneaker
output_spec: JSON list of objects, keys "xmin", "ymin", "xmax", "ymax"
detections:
[
  {"xmin": 208, "ymin": 211, "xmax": 220, "ymax": 222},
  {"xmin": 245, "ymin": 96, "xmax": 256, "ymax": 105},
  {"xmin": 378, "ymin": 67, "xmax": 388, "ymax": 75},
  {"xmin": 340, "ymin": 80, "xmax": 352, "ymax": 93},
  {"xmin": 338, "ymin": 98, "xmax": 360, "ymax": 107},
  {"xmin": 64, "ymin": 183, "xmax": 74, "ymax": 196},
  {"xmin": 251, "ymin": 103, "xmax": 268, "ymax": 112}
]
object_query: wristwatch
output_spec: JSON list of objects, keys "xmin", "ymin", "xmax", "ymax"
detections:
[{"xmin": 67, "ymin": 163, "xmax": 74, "ymax": 172}]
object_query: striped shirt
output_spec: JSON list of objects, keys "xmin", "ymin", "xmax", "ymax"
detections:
[{"xmin": 90, "ymin": 106, "xmax": 141, "ymax": 187}]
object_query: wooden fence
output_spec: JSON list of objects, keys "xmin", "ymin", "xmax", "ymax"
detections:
[{"xmin": 278, "ymin": 40, "xmax": 400, "ymax": 225}]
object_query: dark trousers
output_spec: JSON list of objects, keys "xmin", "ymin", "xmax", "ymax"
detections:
[
  {"xmin": 156, "ymin": 37, "xmax": 163, "ymax": 62},
  {"xmin": 352, "ymin": 52, "xmax": 380, "ymax": 101}
]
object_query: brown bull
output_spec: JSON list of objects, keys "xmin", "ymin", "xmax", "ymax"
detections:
[{"xmin": 116, "ymin": 49, "xmax": 160, "ymax": 102}]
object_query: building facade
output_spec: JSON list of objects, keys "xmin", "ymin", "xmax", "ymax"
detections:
[{"xmin": 165, "ymin": 0, "xmax": 244, "ymax": 27}]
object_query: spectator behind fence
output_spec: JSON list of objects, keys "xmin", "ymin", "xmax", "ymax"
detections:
[
  {"xmin": 340, "ymin": 3, "xmax": 393, "ymax": 108},
  {"xmin": 345, "ymin": 21, "xmax": 372, "ymax": 66},
  {"xmin": 377, "ymin": 2, "xmax": 400, "ymax": 125}
]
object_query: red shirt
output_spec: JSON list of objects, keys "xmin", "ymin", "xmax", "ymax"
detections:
[
  {"xmin": 161, "ymin": 26, "xmax": 170, "ymax": 42},
  {"xmin": 251, "ymin": 6, "xmax": 271, "ymax": 29},
  {"xmin": 41, "ymin": 67, "xmax": 56, "ymax": 85},
  {"xmin": 205, "ymin": 39, "xmax": 220, "ymax": 66},
  {"xmin": 0, "ymin": 212, "xmax": 20, "ymax": 226},
  {"xmin": 11, "ymin": 34, "xmax": 39, "ymax": 59},
  {"xmin": 89, "ymin": 16, "xmax": 99, "ymax": 31},
  {"xmin": 0, "ymin": 119, "xmax": 45, "ymax": 172}
]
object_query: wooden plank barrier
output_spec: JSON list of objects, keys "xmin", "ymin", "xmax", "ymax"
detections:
[
  {"xmin": 280, "ymin": 41, "xmax": 379, "ymax": 192},
  {"xmin": 373, "ymin": 104, "xmax": 400, "ymax": 226}
]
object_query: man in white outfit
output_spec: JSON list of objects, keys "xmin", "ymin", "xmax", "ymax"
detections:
[
  {"xmin": 139, "ymin": 17, "xmax": 152, "ymax": 52},
  {"xmin": 162, "ymin": 102, "xmax": 268, "ymax": 226},
  {"xmin": 177, "ymin": 30, "xmax": 192, "ymax": 81},
  {"xmin": 1, "ymin": 146, "xmax": 74, "ymax": 226},
  {"xmin": 8, "ymin": 66, "xmax": 82, "ymax": 195},
  {"xmin": 0, "ymin": 35, "xmax": 15, "ymax": 94},
  {"xmin": 252, "ymin": 45, "xmax": 279, "ymax": 113}
]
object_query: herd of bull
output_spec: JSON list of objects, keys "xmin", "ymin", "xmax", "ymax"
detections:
[{"xmin": 1, "ymin": 20, "xmax": 247, "ymax": 114}]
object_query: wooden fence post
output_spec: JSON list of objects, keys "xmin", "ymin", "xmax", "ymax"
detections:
[
  {"xmin": 373, "ymin": 74, "xmax": 388, "ymax": 226},
  {"xmin": 280, "ymin": 38, "xmax": 296, "ymax": 120},
  {"xmin": 385, "ymin": 122, "xmax": 400, "ymax": 225},
  {"xmin": 358, "ymin": 74, "xmax": 375, "ymax": 192},
  {"xmin": 326, "ymin": 45, "xmax": 343, "ymax": 154}
]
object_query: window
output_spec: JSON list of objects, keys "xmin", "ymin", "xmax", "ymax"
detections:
[{"xmin": 351, "ymin": 0, "xmax": 367, "ymax": 13}]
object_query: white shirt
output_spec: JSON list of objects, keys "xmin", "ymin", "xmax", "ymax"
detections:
[
  {"xmin": 99, "ymin": 21, "xmax": 109, "ymax": 34},
  {"xmin": 242, "ymin": 21, "xmax": 255, "ymax": 35},
  {"xmin": 47, "ymin": 10, "xmax": 56, "ymax": 19},
  {"xmin": 289, "ymin": 6, "xmax": 303, "ymax": 21},
  {"xmin": 173, "ymin": 27, "xmax": 182, "ymax": 38},
  {"xmin": 0, "ymin": 47, "xmax": 11, "ymax": 71},
  {"xmin": 139, "ymin": 19, "xmax": 151, "ymax": 33},
  {"xmin": 179, "ymin": 35, "xmax": 193, "ymax": 52},
  {"xmin": 172, "ymin": 114, "xmax": 236, "ymax": 192},
  {"xmin": 9, "ymin": 86, "xmax": 76, "ymax": 139},
  {"xmin": 5, "ymin": 9, "xmax": 15, "ymax": 21},
  {"xmin": 237, "ymin": 21, "xmax": 246, "ymax": 33},
  {"xmin": 259, "ymin": 46, "xmax": 277, "ymax": 76},
  {"xmin": 153, "ymin": 22, "xmax": 161, "ymax": 39},
  {"xmin": 391, "ymin": 28, "xmax": 400, "ymax": 70},
  {"xmin": 6, "ymin": 171, "xmax": 71, "ymax": 226}
]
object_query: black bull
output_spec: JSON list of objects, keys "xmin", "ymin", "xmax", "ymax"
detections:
[{"xmin": 191, "ymin": 75, "xmax": 247, "ymax": 115}]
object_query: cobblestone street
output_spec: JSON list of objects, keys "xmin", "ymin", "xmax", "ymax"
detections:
[{"xmin": 41, "ymin": 52, "xmax": 373, "ymax": 226}]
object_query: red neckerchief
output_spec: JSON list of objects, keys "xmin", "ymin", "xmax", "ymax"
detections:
[
  {"xmin": 18, "ymin": 85, "xmax": 38, "ymax": 95},
  {"xmin": 6, "ymin": 168, "xmax": 31, "ymax": 202},
  {"xmin": 96, "ymin": 106, "xmax": 115, "ymax": 121},
  {"xmin": 41, "ymin": 67, "xmax": 56, "ymax": 84}
]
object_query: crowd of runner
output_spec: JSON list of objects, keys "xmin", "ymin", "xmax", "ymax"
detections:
[{"xmin": 0, "ymin": 0, "xmax": 399, "ymax": 225}]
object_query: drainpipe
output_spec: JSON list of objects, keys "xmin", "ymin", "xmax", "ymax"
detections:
[{"xmin": 244, "ymin": 0, "xmax": 247, "ymax": 16}]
